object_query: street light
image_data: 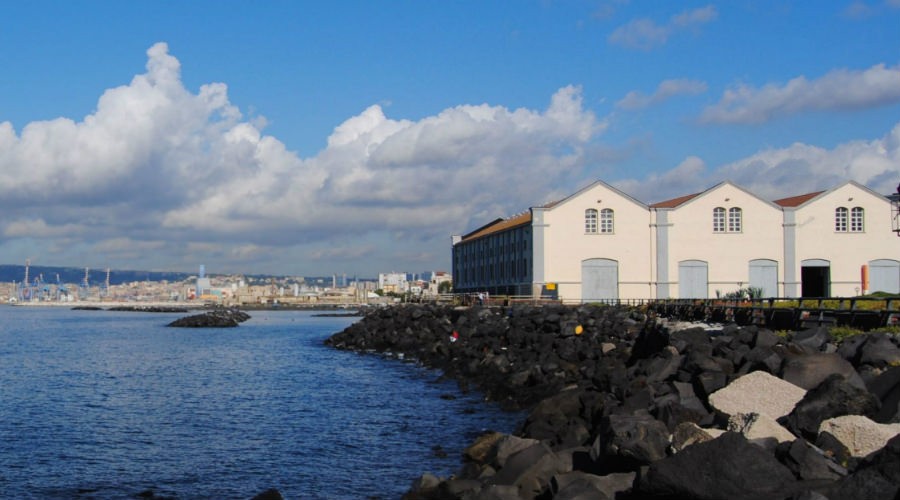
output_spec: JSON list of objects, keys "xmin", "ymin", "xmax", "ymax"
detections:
[{"xmin": 892, "ymin": 183, "xmax": 900, "ymax": 237}]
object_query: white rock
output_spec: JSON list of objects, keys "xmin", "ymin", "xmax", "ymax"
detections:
[
  {"xmin": 819, "ymin": 415, "xmax": 900, "ymax": 458},
  {"xmin": 708, "ymin": 370, "xmax": 806, "ymax": 419},
  {"xmin": 728, "ymin": 412, "xmax": 797, "ymax": 444}
]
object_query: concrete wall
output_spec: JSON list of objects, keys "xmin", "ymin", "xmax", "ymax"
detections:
[
  {"xmin": 661, "ymin": 183, "xmax": 784, "ymax": 299},
  {"xmin": 789, "ymin": 182, "xmax": 897, "ymax": 297},
  {"xmin": 536, "ymin": 182, "xmax": 653, "ymax": 301}
]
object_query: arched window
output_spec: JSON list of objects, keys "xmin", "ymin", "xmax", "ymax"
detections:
[
  {"xmin": 728, "ymin": 207, "xmax": 742, "ymax": 232},
  {"xmin": 713, "ymin": 207, "xmax": 726, "ymax": 232},
  {"xmin": 600, "ymin": 208, "xmax": 614, "ymax": 233},
  {"xmin": 850, "ymin": 207, "xmax": 864, "ymax": 232},
  {"xmin": 585, "ymin": 209, "xmax": 598, "ymax": 233},
  {"xmin": 835, "ymin": 207, "xmax": 848, "ymax": 232}
]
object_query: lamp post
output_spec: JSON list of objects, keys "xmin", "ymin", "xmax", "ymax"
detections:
[{"xmin": 892, "ymin": 183, "xmax": 900, "ymax": 237}]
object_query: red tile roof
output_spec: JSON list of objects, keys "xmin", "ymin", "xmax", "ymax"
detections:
[
  {"xmin": 773, "ymin": 191, "xmax": 825, "ymax": 207},
  {"xmin": 649, "ymin": 192, "xmax": 701, "ymax": 208}
]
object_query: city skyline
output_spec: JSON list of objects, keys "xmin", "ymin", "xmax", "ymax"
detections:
[{"xmin": 1, "ymin": 1, "xmax": 898, "ymax": 276}]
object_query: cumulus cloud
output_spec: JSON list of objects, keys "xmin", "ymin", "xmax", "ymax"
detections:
[
  {"xmin": 608, "ymin": 5, "xmax": 717, "ymax": 50},
  {"xmin": 700, "ymin": 63, "xmax": 900, "ymax": 124},
  {"xmin": 0, "ymin": 43, "xmax": 602, "ymax": 273},
  {"xmin": 612, "ymin": 156, "xmax": 708, "ymax": 203},
  {"xmin": 616, "ymin": 79, "xmax": 708, "ymax": 110},
  {"xmin": 613, "ymin": 122, "xmax": 900, "ymax": 204}
]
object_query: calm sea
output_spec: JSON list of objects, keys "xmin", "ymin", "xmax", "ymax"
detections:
[{"xmin": 0, "ymin": 307, "xmax": 522, "ymax": 499}]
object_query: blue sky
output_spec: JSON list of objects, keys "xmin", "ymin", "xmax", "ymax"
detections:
[{"xmin": 1, "ymin": 1, "xmax": 898, "ymax": 277}]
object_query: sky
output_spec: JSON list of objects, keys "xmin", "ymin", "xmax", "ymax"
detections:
[{"xmin": 1, "ymin": 1, "xmax": 899, "ymax": 278}]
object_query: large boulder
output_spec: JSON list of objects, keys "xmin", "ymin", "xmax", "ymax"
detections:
[
  {"xmin": 780, "ymin": 353, "xmax": 866, "ymax": 391},
  {"xmin": 790, "ymin": 327, "xmax": 832, "ymax": 353},
  {"xmin": 867, "ymin": 366, "xmax": 900, "ymax": 423},
  {"xmin": 550, "ymin": 471, "xmax": 635, "ymax": 500},
  {"xmin": 775, "ymin": 439, "xmax": 847, "ymax": 482},
  {"xmin": 818, "ymin": 415, "xmax": 900, "ymax": 458},
  {"xmin": 822, "ymin": 435, "xmax": 900, "ymax": 500},
  {"xmin": 780, "ymin": 374, "xmax": 880, "ymax": 439},
  {"xmin": 486, "ymin": 442, "xmax": 571, "ymax": 497},
  {"xmin": 636, "ymin": 432, "xmax": 800, "ymax": 500},
  {"xmin": 655, "ymin": 381, "xmax": 712, "ymax": 431},
  {"xmin": 857, "ymin": 333, "xmax": 900, "ymax": 368},
  {"xmin": 589, "ymin": 413, "xmax": 670, "ymax": 472},
  {"xmin": 708, "ymin": 370, "xmax": 806, "ymax": 420}
]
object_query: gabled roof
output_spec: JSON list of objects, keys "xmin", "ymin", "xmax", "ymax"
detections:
[
  {"xmin": 649, "ymin": 181, "xmax": 783, "ymax": 210},
  {"xmin": 537, "ymin": 179, "xmax": 648, "ymax": 211},
  {"xmin": 773, "ymin": 191, "xmax": 826, "ymax": 207},
  {"xmin": 773, "ymin": 180, "xmax": 894, "ymax": 209},
  {"xmin": 459, "ymin": 211, "xmax": 532, "ymax": 242},
  {"xmin": 649, "ymin": 192, "xmax": 701, "ymax": 208}
]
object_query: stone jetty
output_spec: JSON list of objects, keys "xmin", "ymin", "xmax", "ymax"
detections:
[
  {"xmin": 324, "ymin": 303, "xmax": 900, "ymax": 500},
  {"xmin": 166, "ymin": 307, "xmax": 251, "ymax": 327}
]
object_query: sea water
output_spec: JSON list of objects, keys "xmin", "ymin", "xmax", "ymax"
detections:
[{"xmin": 0, "ymin": 307, "xmax": 523, "ymax": 499}]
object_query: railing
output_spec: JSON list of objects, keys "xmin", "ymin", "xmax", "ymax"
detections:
[
  {"xmin": 439, "ymin": 293, "xmax": 900, "ymax": 330},
  {"xmin": 647, "ymin": 297, "xmax": 900, "ymax": 331}
]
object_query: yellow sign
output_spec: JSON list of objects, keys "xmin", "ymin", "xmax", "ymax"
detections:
[{"xmin": 546, "ymin": 283, "xmax": 556, "ymax": 290}]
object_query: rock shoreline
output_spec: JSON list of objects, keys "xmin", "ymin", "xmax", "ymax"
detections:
[{"xmin": 324, "ymin": 303, "xmax": 900, "ymax": 500}]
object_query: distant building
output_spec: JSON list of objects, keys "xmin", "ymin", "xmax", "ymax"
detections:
[
  {"xmin": 452, "ymin": 180, "xmax": 898, "ymax": 301},
  {"xmin": 428, "ymin": 271, "xmax": 452, "ymax": 295},
  {"xmin": 378, "ymin": 272, "xmax": 409, "ymax": 294}
]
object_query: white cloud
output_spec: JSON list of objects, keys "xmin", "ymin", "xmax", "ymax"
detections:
[
  {"xmin": 3, "ymin": 218, "xmax": 86, "ymax": 238},
  {"xmin": 614, "ymin": 122, "xmax": 900, "ymax": 203},
  {"xmin": 701, "ymin": 63, "xmax": 900, "ymax": 124},
  {"xmin": 608, "ymin": 5, "xmax": 717, "ymax": 50},
  {"xmin": 616, "ymin": 79, "xmax": 708, "ymax": 110},
  {"xmin": 612, "ymin": 156, "xmax": 707, "ymax": 203},
  {"xmin": 0, "ymin": 43, "xmax": 603, "ymax": 273}
]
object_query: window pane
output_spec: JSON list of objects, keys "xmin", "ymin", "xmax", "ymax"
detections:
[
  {"xmin": 851, "ymin": 207, "xmax": 864, "ymax": 232},
  {"xmin": 713, "ymin": 207, "xmax": 725, "ymax": 232},
  {"xmin": 728, "ymin": 207, "xmax": 742, "ymax": 232},
  {"xmin": 835, "ymin": 207, "xmax": 848, "ymax": 232},
  {"xmin": 585, "ymin": 209, "xmax": 597, "ymax": 233},
  {"xmin": 600, "ymin": 209, "xmax": 614, "ymax": 233}
]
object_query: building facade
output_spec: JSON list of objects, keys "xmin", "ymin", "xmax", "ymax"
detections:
[{"xmin": 452, "ymin": 180, "xmax": 899, "ymax": 301}]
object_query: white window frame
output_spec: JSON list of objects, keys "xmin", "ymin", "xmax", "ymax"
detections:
[
  {"xmin": 835, "ymin": 207, "xmax": 848, "ymax": 232},
  {"xmin": 585, "ymin": 208, "xmax": 598, "ymax": 234},
  {"xmin": 713, "ymin": 207, "xmax": 726, "ymax": 233},
  {"xmin": 728, "ymin": 207, "xmax": 742, "ymax": 233},
  {"xmin": 600, "ymin": 208, "xmax": 614, "ymax": 233},
  {"xmin": 850, "ymin": 207, "xmax": 864, "ymax": 232}
]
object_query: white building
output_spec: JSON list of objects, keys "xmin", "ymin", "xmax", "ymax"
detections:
[
  {"xmin": 378, "ymin": 272, "xmax": 409, "ymax": 294},
  {"xmin": 452, "ymin": 180, "xmax": 898, "ymax": 301}
]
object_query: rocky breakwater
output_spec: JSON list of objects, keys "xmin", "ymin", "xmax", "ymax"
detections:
[
  {"xmin": 325, "ymin": 304, "xmax": 900, "ymax": 500},
  {"xmin": 166, "ymin": 307, "xmax": 251, "ymax": 327}
]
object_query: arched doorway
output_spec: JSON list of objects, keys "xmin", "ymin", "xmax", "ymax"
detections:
[
  {"xmin": 749, "ymin": 259, "xmax": 778, "ymax": 298},
  {"xmin": 679, "ymin": 260, "xmax": 708, "ymax": 298},
  {"xmin": 801, "ymin": 259, "xmax": 830, "ymax": 298},
  {"xmin": 582, "ymin": 258, "xmax": 618, "ymax": 303}
]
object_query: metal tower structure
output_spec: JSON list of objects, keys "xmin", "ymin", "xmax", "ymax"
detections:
[
  {"xmin": 16, "ymin": 259, "xmax": 32, "ymax": 302},
  {"xmin": 79, "ymin": 267, "xmax": 91, "ymax": 301},
  {"xmin": 99, "ymin": 267, "xmax": 111, "ymax": 298}
]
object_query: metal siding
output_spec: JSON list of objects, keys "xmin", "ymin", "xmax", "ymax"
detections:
[
  {"xmin": 749, "ymin": 259, "xmax": 778, "ymax": 298},
  {"xmin": 582, "ymin": 259, "xmax": 618, "ymax": 302},
  {"xmin": 869, "ymin": 259, "xmax": 900, "ymax": 294},
  {"xmin": 679, "ymin": 260, "xmax": 708, "ymax": 298}
]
